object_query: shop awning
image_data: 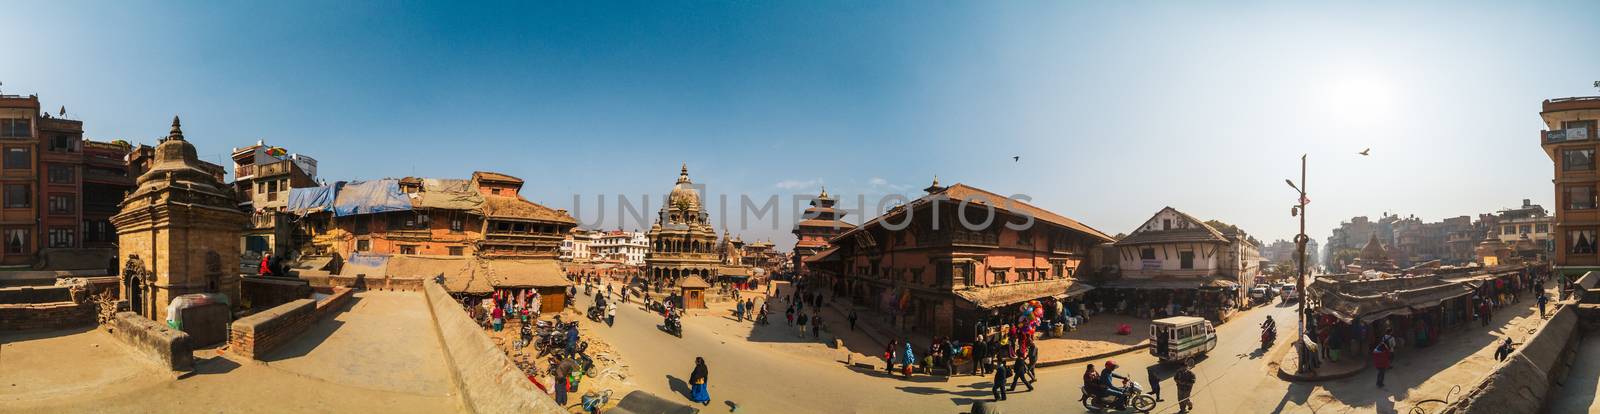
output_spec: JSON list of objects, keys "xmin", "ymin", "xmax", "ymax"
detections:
[
  {"xmin": 1058, "ymin": 282, "xmax": 1096, "ymax": 298},
  {"xmin": 1096, "ymin": 278, "xmax": 1230, "ymax": 290},
  {"xmin": 956, "ymin": 278, "xmax": 1077, "ymax": 309}
]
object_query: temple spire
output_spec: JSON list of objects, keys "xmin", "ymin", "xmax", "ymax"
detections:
[
  {"xmin": 677, "ymin": 163, "xmax": 691, "ymax": 184},
  {"xmin": 166, "ymin": 115, "xmax": 185, "ymax": 142}
]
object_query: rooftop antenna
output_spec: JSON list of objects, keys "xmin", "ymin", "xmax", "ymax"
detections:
[{"xmin": 1594, "ymin": 80, "xmax": 1599, "ymax": 92}]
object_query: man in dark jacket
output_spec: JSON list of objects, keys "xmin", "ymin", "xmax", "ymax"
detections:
[
  {"xmin": 1007, "ymin": 355, "xmax": 1033, "ymax": 392},
  {"xmin": 972, "ymin": 339, "xmax": 989, "ymax": 375},
  {"xmin": 1025, "ymin": 342, "xmax": 1039, "ymax": 382},
  {"xmin": 1174, "ymin": 362, "xmax": 1197, "ymax": 413},
  {"xmin": 991, "ymin": 357, "xmax": 1011, "ymax": 401}
]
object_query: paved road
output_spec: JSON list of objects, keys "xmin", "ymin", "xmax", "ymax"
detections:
[{"xmin": 576, "ymin": 286, "xmax": 1304, "ymax": 414}]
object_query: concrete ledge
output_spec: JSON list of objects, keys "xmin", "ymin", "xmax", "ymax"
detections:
[
  {"xmin": 1442, "ymin": 305, "xmax": 1581, "ymax": 414},
  {"xmin": 299, "ymin": 274, "xmax": 425, "ymax": 292},
  {"xmin": 422, "ymin": 280, "xmax": 564, "ymax": 414},
  {"xmin": 107, "ymin": 311, "xmax": 194, "ymax": 371},
  {"xmin": 314, "ymin": 287, "xmax": 355, "ymax": 320},
  {"xmin": 229, "ymin": 299, "xmax": 316, "ymax": 360}
]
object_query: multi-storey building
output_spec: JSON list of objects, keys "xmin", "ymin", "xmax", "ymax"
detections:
[
  {"xmin": 82, "ymin": 140, "xmax": 134, "ymax": 248},
  {"xmin": 816, "ymin": 179, "xmax": 1112, "ymax": 340},
  {"xmin": 592, "ymin": 230, "xmax": 647, "ymax": 266},
  {"xmin": 37, "ymin": 113, "xmax": 84, "ymax": 252},
  {"xmin": 1112, "ymin": 208, "xmax": 1260, "ymax": 292},
  {"xmin": 231, "ymin": 141, "xmax": 318, "ymax": 255},
  {"xmin": 559, "ymin": 229, "xmax": 600, "ymax": 263},
  {"xmin": 1490, "ymin": 199, "xmax": 1553, "ymax": 256},
  {"xmin": 0, "ymin": 93, "xmax": 136, "ymax": 265},
  {"xmin": 0, "ymin": 95, "xmax": 42, "ymax": 264},
  {"xmin": 1540, "ymin": 95, "xmax": 1600, "ymax": 278}
]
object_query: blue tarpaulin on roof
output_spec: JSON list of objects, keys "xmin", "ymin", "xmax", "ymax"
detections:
[
  {"xmin": 333, "ymin": 179, "xmax": 413, "ymax": 217},
  {"xmin": 286, "ymin": 185, "xmax": 337, "ymax": 215}
]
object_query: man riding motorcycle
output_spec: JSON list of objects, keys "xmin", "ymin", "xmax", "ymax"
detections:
[
  {"xmin": 1099, "ymin": 360, "xmax": 1131, "ymax": 408},
  {"xmin": 1261, "ymin": 315, "xmax": 1277, "ymax": 347}
]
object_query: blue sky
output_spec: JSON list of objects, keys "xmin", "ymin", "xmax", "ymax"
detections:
[{"xmin": 3, "ymin": 1, "xmax": 1598, "ymax": 249}]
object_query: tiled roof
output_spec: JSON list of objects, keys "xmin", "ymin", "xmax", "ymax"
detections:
[
  {"xmin": 679, "ymin": 275, "xmax": 711, "ymax": 288},
  {"xmin": 835, "ymin": 183, "xmax": 1114, "ymax": 243},
  {"xmin": 796, "ymin": 218, "xmax": 855, "ymax": 229},
  {"xmin": 1115, "ymin": 207, "xmax": 1228, "ymax": 246},
  {"xmin": 482, "ymin": 196, "xmax": 576, "ymax": 224},
  {"xmin": 483, "ymin": 258, "xmax": 570, "ymax": 288},
  {"xmin": 472, "ymin": 171, "xmax": 524, "ymax": 184}
]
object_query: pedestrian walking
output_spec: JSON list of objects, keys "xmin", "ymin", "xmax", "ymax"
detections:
[
  {"xmin": 1538, "ymin": 292, "xmax": 1549, "ymax": 318},
  {"xmin": 1479, "ymin": 300, "xmax": 1492, "ymax": 327},
  {"xmin": 605, "ymin": 305, "xmax": 616, "ymax": 327},
  {"xmin": 796, "ymin": 312, "xmax": 809, "ymax": 338},
  {"xmin": 689, "ymin": 357, "xmax": 711, "ymax": 406},
  {"xmin": 940, "ymin": 338, "xmax": 953, "ymax": 378},
  {"xmin": 1025, "ymin": 342, "xmax": 1039, "ymax": 383},
  {"xmin": 848, "ymin": 310, "xmax": 858, "ymax": 332},
  {"xmin": 811, "ymin": 313, "xmax": 822, "ymax": 339},
  {"xmin": 901, "ymin": 340, "xmax": 916, "ymax": 378},
  {"xmin": 885, "ymin": 339, "xmax": 899, "ymax": 374},
  {"xmin": 1174, "ymin": 362, "xmax": 1196, "ymax": 413},
  {"xmin": 735, "ymin": 301, "xmax": 745, "ymax": 322},
  {"xmin": 991, "ymin": 357, "xmax": 1011, "ymax": 401},
  {"xmin": 785, "ymin": 307, "xmax": 794, "ymax": 326},
  {"xmin": 1007, "ymin": 354, "xmax": 1033, "ymax": 392},
  {"xmin": 1374, "ymin": 329, "xmax": 1395, "ymax": 387},
  {"xmin": 1146, "ymin": 364, "xmax": 1162, "ymax": 402}
]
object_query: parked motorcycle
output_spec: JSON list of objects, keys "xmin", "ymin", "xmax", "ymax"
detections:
[{"xmin": 1080, "ymin": 379, "xmax": 1156, "ymax": 413}]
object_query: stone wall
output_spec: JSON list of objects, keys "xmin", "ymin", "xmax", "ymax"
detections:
[
  {"xmin": 314, "ymin": 287, "xmax": 354, "ymax": 320},
  {"xmin": 421, "ymin": 280, "xmax": 564, "ymax": 414},
  {"xmin": 241, "ymin": 276, "xmax": 314, "ymax": 311},
  {"xmin": 298, "ymin": 273, "xmax": 424, "ymax": 292},
  {"xmin": 0, "ymin": 285, "xmax": 73, "ymax": 304},
  {"xmin": 1441, "ymin": 304, "xmax": 1582, "ymax": 414},
  {"xmin": 107, "ymin": 311, "xmax": 194, "ymax": 371},
  {"xmin": 0, "ymin": 301, "xmax": 94, "ymax": 331},
  {"xmin": 228, "ymin": 299, "xmax": 315, "ymax": 360}
]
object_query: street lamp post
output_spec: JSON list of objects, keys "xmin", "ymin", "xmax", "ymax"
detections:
[{"xmin": 1287, "ymin": 155, "xmax": 1308, "ymax": 373}]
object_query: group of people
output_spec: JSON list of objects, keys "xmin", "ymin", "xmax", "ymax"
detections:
[
  {"xmin": 782, "ymin": 283, "xmax": 829, "ymax": 340},
  {"xmin": 476, "ymin": 288, "xmax": 542, "ymax": 332}
]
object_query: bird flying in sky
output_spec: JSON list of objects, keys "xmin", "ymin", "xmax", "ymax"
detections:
[
  {"xmin": 1358, "ymin": 148, "xmax": 1370, "ymax": 156},
  {"xmin": 1012, "ymin": 156, "xmax": 1020, "ymax": 162}
]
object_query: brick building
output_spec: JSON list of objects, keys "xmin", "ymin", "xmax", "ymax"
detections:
[
  {"xmin": 814, "ymin": 179, "xmax": 1112, "ymax": 340},
  {"xmin": 0, "ymin": 93, "xmax": 137, "ymax": 266}
]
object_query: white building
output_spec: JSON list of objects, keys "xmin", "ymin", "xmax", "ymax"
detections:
[
  {"xmin": 592, "ymin": 230, "xmax": 649, "ymax": 266},
  {"xmin": 1113, "ymin": 207, "xmax": 1261, "ymax": 288},
  {"xmin": 560, "ymin": 230, "xmax": 601, "ymax": 263}
]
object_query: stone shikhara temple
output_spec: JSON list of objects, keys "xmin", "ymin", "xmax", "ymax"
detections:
[{"xmin": 111, "ymin": 116, "xmax": 247, "ymax": 323}]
